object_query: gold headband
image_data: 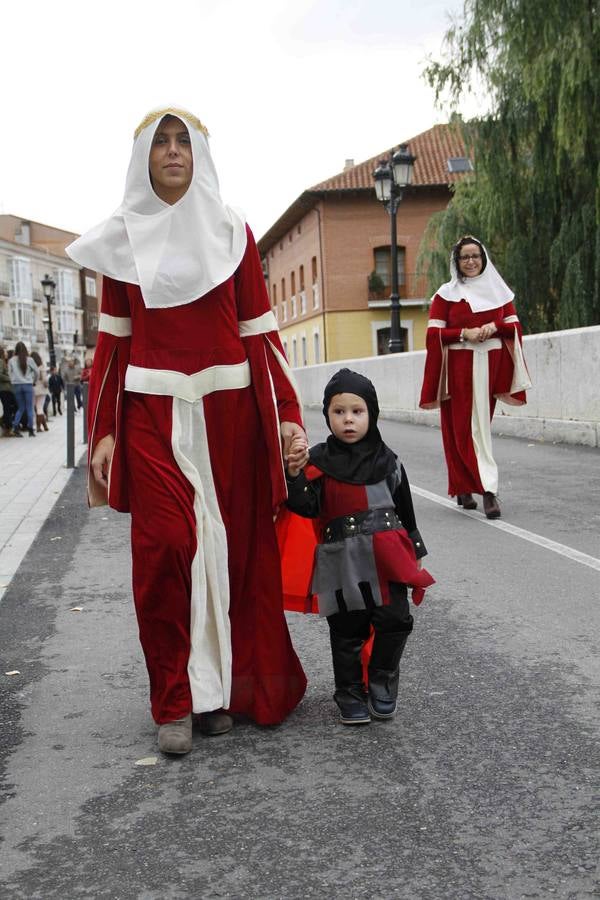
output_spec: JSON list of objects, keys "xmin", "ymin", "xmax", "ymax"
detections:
[{"xmin": 133, "ymin": 107, "xmax": 209, "ymax": 140}]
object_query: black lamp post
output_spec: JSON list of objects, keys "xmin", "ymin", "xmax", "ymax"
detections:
[
  {"xmin": 41, "ymin": 274, "xmax": 57, "ymax": 368},
  {"xmin": 372, "ymin": 144, "xmax": 416, "ymax": 352}
]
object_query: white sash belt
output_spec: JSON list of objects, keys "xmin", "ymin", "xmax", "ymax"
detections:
[
  {"xmin": 124, "ymin": 360, "xmax": 251, "ymax": 402},
  {"xmin": 449, "ymin": 337, "xmax": 502, "ymax": 352}
]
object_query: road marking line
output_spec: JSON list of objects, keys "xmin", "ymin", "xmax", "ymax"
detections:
[{"xmin": 412, "ymin": 486, "xmax": 600, "ymax": 573}]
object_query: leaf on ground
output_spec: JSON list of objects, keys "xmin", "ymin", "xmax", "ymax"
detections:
[
  {"xmin": 135, "ymin": 756, "xmax": 158, "ymax": 767},
  {"xmin": 5, "ymin": 670, "xmax": 20, "ymax": 676}
]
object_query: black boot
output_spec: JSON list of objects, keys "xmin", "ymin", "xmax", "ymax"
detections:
[
  {"xmin": 329, "ymin": 630, "xmax": 370, "ymax": 725},
  {"xmin": 367, "ymin": 618, "xmax": 413, "ymax": 720}
]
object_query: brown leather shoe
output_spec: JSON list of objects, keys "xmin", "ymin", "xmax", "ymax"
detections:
[
  {"xmin": 197, "ymin": 709, "xmax": 234, "ymax": 736},
  {"xmin": 158, "ymin": 714, "xmax": 192, "ymax": 755},
  {"xmin": 457, "ymin": 493, "xmax": 477, "ymax": 510},
  {"xmin": 483, "ymin": 492, "xmax": 501, "ymax": 519}
]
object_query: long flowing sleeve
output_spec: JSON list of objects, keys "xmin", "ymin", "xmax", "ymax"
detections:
[
  {"xmin": 235, "ymin": 224, "xmax": 304, "ymax": 510},
  {"xmin": 87, "ymin": 277, "xmax": 131, "ymax": 510},
  {"xmin": 420, "ymin": 294, "xmax": 450, "ymax": 409},
  {"xmin": 494, "ymin": 300, "xmax": 531, "ymax": 404}
]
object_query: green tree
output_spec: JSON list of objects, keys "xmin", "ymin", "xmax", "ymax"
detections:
[{"xmin": 418, "ymin": 0, "xmax": 600, "ymax": 333}]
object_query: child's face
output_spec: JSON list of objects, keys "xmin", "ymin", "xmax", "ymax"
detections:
[{"xmin": 327, "ymin": 393, "xmax": 369, "ymax": 443}]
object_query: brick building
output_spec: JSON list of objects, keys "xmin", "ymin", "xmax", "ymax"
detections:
[
  {"xmin": 258, "ymin": 123, "xmax": 472, "ymax": 365},
  {"xmin": 0, "ymin": 215, "xmax": 100, "ymax": 363}
]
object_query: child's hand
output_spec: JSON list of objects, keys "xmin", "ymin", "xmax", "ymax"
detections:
[{"xmin": 286, "ymin": 434, "xmax": 309, "ymax": 477}]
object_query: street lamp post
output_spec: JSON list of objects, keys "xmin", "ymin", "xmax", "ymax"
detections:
[
  {"xmin": 41, "ymin": 274, "xmax": 57, "ymax": 368},
  {"xmin": 372, "ymin": 144, "xmax": 416, "ymax": 353}
]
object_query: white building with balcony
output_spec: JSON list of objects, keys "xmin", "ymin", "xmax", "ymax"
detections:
[{"xmin": 0, "ymin": 216, "xmax": 98, "ymax": 364}]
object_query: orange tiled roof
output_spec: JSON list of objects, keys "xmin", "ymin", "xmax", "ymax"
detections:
[
  {"xmin": 258, "ymin": 123, "xmax": 471, "ymax": 253},
  {"xmin": 310, "ymin": 123, "xmax": 469, "ymax": 192}
]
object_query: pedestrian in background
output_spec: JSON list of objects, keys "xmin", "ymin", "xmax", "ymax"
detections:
[
  {"xmin": 0, "ymin": 345, "xmax": 17, "ymax": 436},
  {"xmin": 31, "ymin": 350, "xmax": 49, "ymax": 432},
  {"xmin": 63, "ymin": 357, "xmax": 83, "ymax": 411},
  {"xmin": 8, "ymin": 341, "xmax": 37, "ymax": 437},
  {"xmin": 419, "ymin": 236, "xmax": 531, "ymax": 519},
  {"xmin": 48, "ymin": 366, "xmax": 64, "ymax": 416},
  {"xmin": 59, "ymin": 352, "xmax": 69, "ymax": 380},
  {"xmin": 282, "ymin": 369, "xmax": 434, "ymax": 726},
  {"xmin": 72, "ymin": 356, "xmax": 83, "ymax": 410}
]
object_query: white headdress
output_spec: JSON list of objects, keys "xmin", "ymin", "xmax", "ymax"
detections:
[
  {"xmin": 436, "ymin": 238, "xmax": 514, "ymax": 312},
  {"xmin": 66, "ymin": 106, "xmax": 247, "ymax": 309}
]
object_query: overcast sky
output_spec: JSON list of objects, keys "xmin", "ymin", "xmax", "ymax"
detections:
[{"xmin": 0, "ymin": 0, "xmax": 474, "ymax": 242}]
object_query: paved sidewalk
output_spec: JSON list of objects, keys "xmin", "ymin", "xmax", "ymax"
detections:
[{"xmin": 0, "ymin": 412, "xmax": 87, "ymax": 603}]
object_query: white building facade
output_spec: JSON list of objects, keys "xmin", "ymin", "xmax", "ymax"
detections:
[{"xmin": 0, "ymin": 216, "xmax": 95, "ymax": 363}]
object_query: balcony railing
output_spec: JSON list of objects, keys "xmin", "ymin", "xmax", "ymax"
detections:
[
  {"xmin": 0, "ymin": 325, "xmax": 31, "ymax": 342},
  {"xmin": 0, "ymin": 280, "xmax": 10, "ymax": 297},
  {"xmin": 367, "ymin": 272, "xmax": 429, "ymax": 303}
]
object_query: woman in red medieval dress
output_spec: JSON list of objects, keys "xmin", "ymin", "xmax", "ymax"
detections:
[
  {"xmin": 66, "ymin": 107, "xmax": 307, "ymax": 754},
  {"xmin": 419, "ymin": 236, "xmax": 531, "ymax": 519}
]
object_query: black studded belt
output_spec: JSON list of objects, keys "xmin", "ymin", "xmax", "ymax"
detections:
[{"xmin": 323, "ymin": 508, "xmax": 402, "ymax": 543}]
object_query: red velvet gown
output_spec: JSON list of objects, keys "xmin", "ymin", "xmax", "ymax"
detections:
[
  {"xmin": 419, "ymin": 295, "xmax": 530, "ymax": 497},
  {"xmin": 87, "ymin": 225, "xmax": 307, "ymax": 725}
]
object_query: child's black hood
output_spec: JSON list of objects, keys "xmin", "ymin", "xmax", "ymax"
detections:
[{"xmin": 309, "ymin": 368, "xmax": 397, "ymax": 485}]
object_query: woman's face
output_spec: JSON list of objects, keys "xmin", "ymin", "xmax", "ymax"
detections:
[
  {"xmin": 149, "ymin": 116, "xmax": 193, "ymax": 204},
  {"xmin": 457, "ymin": 242, "xmax": 483, "ymax": 278}
]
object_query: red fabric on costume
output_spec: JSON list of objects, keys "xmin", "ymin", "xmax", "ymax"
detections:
[
  {"xmin": 88, "ymin": 225, "xmax": 307, "ymax": 726},
  {"xmin": 372, "ymin": 531, "xmax": 432, "ymax": 606},
  {"xmin": 420, "ymin": 296, "xmax": 527, "ymax": 410},
  {"xmin": 277, "ymin": 507, "xmax": 320, "ymax": 614},
  {"xmin": 126, "ymin": 393, "xmax": 196, "ymax": 723},
  {"xmin": 318, "ymin": 480, "xmax": 368, "ymax": 524},
  {"xmin": 420, "ymin": 294, "xmax": 528, "ymax": 496}
]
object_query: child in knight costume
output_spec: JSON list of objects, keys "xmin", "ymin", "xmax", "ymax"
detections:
[{"xmin": 283, "ymin": 369, "xmax": 434, "ymax": 725}]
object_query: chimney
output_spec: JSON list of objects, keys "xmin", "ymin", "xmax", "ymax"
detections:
[
  {"xmin": 16, "ymin": 221, "xmax": 31, "ymax": 246},
  {"xmin": 343, "ymin": 158, "xmax": 355, "ymax": 171}
]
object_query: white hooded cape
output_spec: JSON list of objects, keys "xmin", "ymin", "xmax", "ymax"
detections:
[
  {"xmin": 436, "ymin": 240, "xmax": 514, "ymax": 312},
  {"xmin": 66, "ymin": 107, "xmax": 247, "ymax": 309}
]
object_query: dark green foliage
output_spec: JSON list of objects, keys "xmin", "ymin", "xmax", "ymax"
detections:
[
  {"xmin": 368, "ymin": 271, "xmax": 386, "ymax": 293},
  {"xmin": 418, "ymin": 0, "xmax": 600, "ymax": 332}
]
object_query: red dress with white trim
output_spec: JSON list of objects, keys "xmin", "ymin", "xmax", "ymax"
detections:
[
  {"xmin": 419, "ymin": 294, "xmax": 530, "ymax": 497},
  {"xmin": 88, "ymin": 225, "xmax": 307, "ymax": 725}
]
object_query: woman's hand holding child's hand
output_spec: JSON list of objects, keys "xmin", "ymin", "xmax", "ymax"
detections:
[{"xmin": 286, "ymin": 434, "xmax": 309, "ymax": 477}]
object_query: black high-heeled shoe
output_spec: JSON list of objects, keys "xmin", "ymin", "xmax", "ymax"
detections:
[{"xmin": 457, "ymin": 493, "xmax": 477, "ymax": 510}]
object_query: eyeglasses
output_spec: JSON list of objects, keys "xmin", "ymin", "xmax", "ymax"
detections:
[{"xmin": 459, "ymin": 253, "xmax": 482, "ymax": 262}]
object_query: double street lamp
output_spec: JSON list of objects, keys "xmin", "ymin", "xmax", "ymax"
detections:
[
  {"xmin": 372, "ymin": 144, "xmax": 416, "ymax": 353},
  {"xmin": 41, "ymin": 273, "xmax": 57, "ymax": 368}
]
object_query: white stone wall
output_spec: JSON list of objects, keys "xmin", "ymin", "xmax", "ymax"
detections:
[{"xmin": 292, "ymin": 325, "xmax": 600, "ymax": 447}]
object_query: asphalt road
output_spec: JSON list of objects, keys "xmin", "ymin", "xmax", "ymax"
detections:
[{"xmin": 0, "ymin": 413, "xmax": 598, "ymax": 900}]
